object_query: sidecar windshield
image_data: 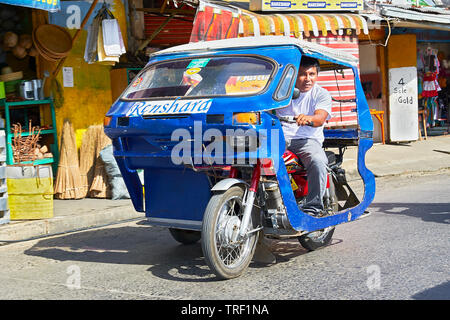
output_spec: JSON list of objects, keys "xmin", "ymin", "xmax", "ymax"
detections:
[{"xmin": 121, "ymin": 56, "xmax": 275, "ymax": 100}]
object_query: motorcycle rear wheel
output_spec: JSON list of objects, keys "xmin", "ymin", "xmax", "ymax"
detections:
[
  {"xmin": 201, "ymin": 186, "xmax": 258, "ymax": 280},
  {"xmin": 298, "ymin": 226, "xmax": 335, "ymax": 251},
  {"xmin": 298, "ymin": 178, "xmax": 338, "ymax": 251}
]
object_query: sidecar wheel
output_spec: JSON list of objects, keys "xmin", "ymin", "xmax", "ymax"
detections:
[
  {"xmin": 298, "ymin": 226, "xmax": 335, "ymax": 251},
  {"xmin": 298, "ymin": 177, "xmax": 338, "ymax": 251},
  {"xmin": 202, "ymin": 186, "xmax": 258, "ymax": 280},
  {"xmin": 168, "ymin": 228, "xmax": 201, "ymax": 245}
]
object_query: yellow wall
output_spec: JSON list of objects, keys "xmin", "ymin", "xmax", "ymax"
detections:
[
  {"xmin": 44, "ymin": 0, "xmax": 128, "ymax": 145},
  {"xmin": 54, "ymin": 29, "xmax": 113, "ymax": 146},
  {"xmin": 387, "ymin": 34, "xmax": 417, "ymax": 69}
]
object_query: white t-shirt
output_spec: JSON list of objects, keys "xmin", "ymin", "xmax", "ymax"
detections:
[{"xmin": 276, "ymin": 84, "xmax": 332, "ymax": 144}]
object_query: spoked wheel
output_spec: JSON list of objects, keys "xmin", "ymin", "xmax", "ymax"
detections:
[
  {"xmin": 298, "ymin": 177, "xmax": 338, "ymax": 251},
  {"xmin": 201, "ymin": 186, "xmax": 259, "ymax": 280},
  {"xmin": 168, "ymin": 228, "xmax": 201, "ymax": 245},
  {"xmin": 298, "ymin": 226, "xmax": 335, "ymax": 251}
]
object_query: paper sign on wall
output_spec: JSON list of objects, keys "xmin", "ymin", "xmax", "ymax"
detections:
[{"xmin": 63, "ymin": 67, "xmax": 74, "ymax": 87}]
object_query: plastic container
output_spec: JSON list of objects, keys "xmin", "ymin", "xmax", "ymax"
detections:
[
  {"xmin": 0, "ymin": 81, "xmax": 5, "ymax": 99},
  {"xmin": 6, "ymin": 165, "xmax": 53, "ymax": 220},
  {"xmin": 4, "ymin": 79, "xmax": 23, "ymax": 94}
]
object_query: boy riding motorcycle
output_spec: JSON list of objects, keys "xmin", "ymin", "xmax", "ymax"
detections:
[{"xmin": 276, "ymin": 56, "xmax": 332, "ymax": 216}]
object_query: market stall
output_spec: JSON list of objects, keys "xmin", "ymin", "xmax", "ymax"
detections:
[
  {"xmin": 377, "ymin": 3, "xmax": 450, "ymax": 142},
  {"xmin": 417, "ymin": 39, "xmax": 450, "ymax": 137},
  {"xmin": 0, "ymin": 3, "xmax": 60, "ymax": 169},
  {"xmin": 0, "ymin": 0, "xmax": 131, "ymax": 224},
  {"xmin": 0, "ymin": 0, "xmax": 61, "ymax": 224}
]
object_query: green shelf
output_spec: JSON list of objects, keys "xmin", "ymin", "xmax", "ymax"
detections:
[
  {"xmin": 13, "ymin": 157, "xmax": 54, "ymax": 165},
  {"xmin": 4, "ymin": 99, "xmax": 53, "ymax": 107},
  {"xmin": 1, "ymin": 128, "xmax": 55, "ymax": 136},
  {"xmin": 0, "ymin": 98, "xmax": 59, "ymax": 175},
  {"xmin": 8, "ymin": 128, "xmax": 55, "ymax": 136}
]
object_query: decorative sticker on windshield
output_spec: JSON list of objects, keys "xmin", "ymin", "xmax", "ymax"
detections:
[
  {"xmin": 182, "ymin": 71, "xmax": 203, "ymax": 94},
  {"xmin": 132, "ymin": 77, "xmax": 143, "ymax": 87},
  {"xmin": 126, "ymin": 98, "xmax": 213, "ymax": 116},
  {"xmin": 187, "ymin": 58, "xmax": 210, "ymax": 69},
  {"xmin": 225, "ymin": 75, "xmax": 270, "ymax": 95},
  {"xmin": 185, "ymin": 67, "xmax": 201, "ymax": 75}
]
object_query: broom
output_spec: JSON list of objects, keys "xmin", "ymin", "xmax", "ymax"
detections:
[
  {"xmin": 88, "ymin": 125, "xmax": 112, "ymax": 198},
  {"xmin": 54, "ymin": 120, "xmax": 84, "ymax": 199},
  {"xmin": 79, "ymin": 127, "xmax": 97, "ymax": 197}
]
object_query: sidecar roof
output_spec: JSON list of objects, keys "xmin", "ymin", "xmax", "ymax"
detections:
[{"xmin": 151, "ymin": 36, "xmax": 359, "ymax": 67}]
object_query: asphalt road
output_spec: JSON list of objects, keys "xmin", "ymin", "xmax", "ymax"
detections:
[{"xmin": 0, "ymin": 171, "xmax": 448, "ymax": 301}]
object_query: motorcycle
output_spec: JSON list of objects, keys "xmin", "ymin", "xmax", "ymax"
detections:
[{"xmin": 104, "ymin": 36, "xmax": 376, "ymax": 279}]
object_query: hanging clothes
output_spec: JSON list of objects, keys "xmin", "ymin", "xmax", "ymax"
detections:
[
  {"xmin": 419, "ymin": 46, "xmax": 444, "ymax": 127},
  {"xmin": 422, "ymin": 73, "xmax": 439, "ymax": 98}
]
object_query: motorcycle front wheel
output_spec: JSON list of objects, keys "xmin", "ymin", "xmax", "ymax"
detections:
[{"xmin": 201, "ymin": 186, "xmax": 258, "ymax": 280}]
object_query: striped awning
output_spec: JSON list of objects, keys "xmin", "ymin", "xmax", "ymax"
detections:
[{"xmin": 239, "ymin": 11, "xmax": 369, "ymax": 38}]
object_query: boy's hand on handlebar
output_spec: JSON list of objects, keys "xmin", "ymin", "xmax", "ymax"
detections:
[{"xmin": 295, "ymin": 114, "xmax": 314, "ymax": 127}]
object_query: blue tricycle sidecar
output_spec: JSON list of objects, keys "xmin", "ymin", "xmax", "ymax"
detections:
[{"xmin": 104, "ymin": 36, "xmax": 375, "ymax": 279}]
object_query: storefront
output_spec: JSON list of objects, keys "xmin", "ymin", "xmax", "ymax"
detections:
[
  {"xmin": 0, "ymin": 1, "xmax": 60, "ymax": 169},
  {"xmin": 0, "ymin": 0, "xmax": 135, "ymax": 225},
  {"xmin": 369, "ymin": 3, "xmax": 450, "ymax": 142},
  {"xmin": 0, "ymin": 0, "xmax": 62, "ymax": 224},
  {"xmin": 0, "ymin": 0, "xmax": 202, "ymax": 225},
  {"xmin": 403, "ymin": 29, "xmax": 449, "ymax": 138}
]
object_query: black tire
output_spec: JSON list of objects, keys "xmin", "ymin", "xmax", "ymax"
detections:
[
  {"xmin": 168, "ymin": 228, "xmax": 201, "ymax": 245},
  {"xmin": 201, "ymin": 186, "xmax": 259, "ymax": 280},
  {"xmin": 298, "ymin": 226, "xmax": 335, "ymax": 251},
  {"xmin": 298, "ymin": 177, "xmax": 338, "ymax": 251}
]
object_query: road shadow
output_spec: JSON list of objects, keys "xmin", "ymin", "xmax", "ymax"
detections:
[
  {"xmin": 411, "ymin": 281, "xmax": 450, "ymax": 300},
  {"xmin": 24, "ymin": 221, "xmax": 333, "ymax": 282},
  {"xmin": 24, "ymin": 222, "xmax": 217, "ymax": 282},
  {"xmin": 371, "ymin": 202, "xmax": 450, "ymax": 225},
  {"xmin": 252, "ymin": 237, "xmax": 343, "ymax": 267}
]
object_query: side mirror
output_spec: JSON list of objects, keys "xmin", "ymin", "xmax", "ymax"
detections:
[{"xmin": 292, "ymin": 87, "xmax": 300, "ymax": 99}]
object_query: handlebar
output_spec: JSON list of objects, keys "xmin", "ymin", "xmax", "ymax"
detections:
[
  {"xmin": 332, "ymin": 97, "xmax": 356, "ymax": 103},
  {"xmin": 278, "ymin": 116, "xmax": 314, "ymax": 126}
]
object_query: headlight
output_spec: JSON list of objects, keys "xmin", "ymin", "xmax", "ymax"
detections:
[{"xmin": 232, "ymin": 112, "xmax": 260, "ymax": 125}]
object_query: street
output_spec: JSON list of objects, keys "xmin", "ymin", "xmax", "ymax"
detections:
[{"xmin": 0, "ymin": 171, "xmax": 449, "ymax": 300}]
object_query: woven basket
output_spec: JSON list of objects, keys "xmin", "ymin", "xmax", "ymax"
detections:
[
  {"xmin": 33, "ymin": 24, "xmax": 72, "ymax": 58},
  {"xmin": 0, "ymin": 71, "xmax": 23, "ymax": 82}
]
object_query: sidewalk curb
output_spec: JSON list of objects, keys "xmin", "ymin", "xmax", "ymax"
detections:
[
  {"xmin": 0, "ymin": 206, "xmax": 144, "ymax": 244},
  {"xmin": 345, "ymin": 166, "xmax": 450, "ymax": 182}
]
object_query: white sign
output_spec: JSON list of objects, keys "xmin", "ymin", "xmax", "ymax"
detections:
[
  {"xmin": 63, "ymin": 67, "xmax": 74, "ymax": 87},
  {"xmin": 66, "ymin": 4, "xmax": 81, "ymax": 29},
  {"xmin": 388, "ymin": 67, "xmax": 418, "ymax": 142},
  {"xmin": 126, "ymin": 99, "xmax": 213, "ymax": 116}
]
